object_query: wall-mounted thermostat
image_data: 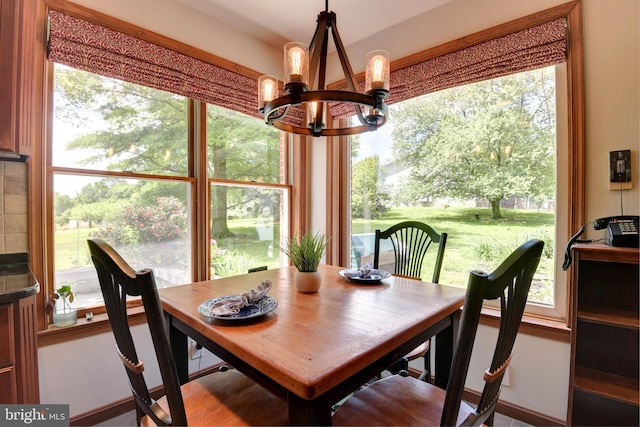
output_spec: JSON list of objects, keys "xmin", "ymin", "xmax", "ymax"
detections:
[{"xmin": 609, "ymin": 150, "xmax": 632, "ymax": 190}]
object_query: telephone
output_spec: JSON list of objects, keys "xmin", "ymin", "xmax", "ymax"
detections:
[
  {"xmin": 562, "ymin": 215, "xmax": 639, "ymax": 270},
  {"xmin": 603, "ymin": 216, "xmax": 639, "ymax": 247}
]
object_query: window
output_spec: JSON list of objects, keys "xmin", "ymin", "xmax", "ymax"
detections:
[
  {"xmin": 51, "ymin": 65, "xmax": 194, "ymax": 311},
  {"xmin": 205, "ymin": 103, "xmax": 289, "ymax": 276},
  {"xmin": 340, "ymin": 3, "xmax": 584, "ymax": 322},
  {"xmin": 49, "ymin": 65, "xmax": 290, "ymax": 316},
  {"xmin": 350, "ymin": 66, "xmax": 562, "ymax": 313},
  {"xmin": 41, "ymin": 7, "xmax": 294, "ymax": 329}
]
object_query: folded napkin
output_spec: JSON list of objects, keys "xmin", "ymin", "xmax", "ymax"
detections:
[
  {"xmin": 344, "ymin": 262, "xmax": 374, "ymax": 279},
  {"xmin": 209, "ymin": 280, "xmax": 272, "ymax": 316}
]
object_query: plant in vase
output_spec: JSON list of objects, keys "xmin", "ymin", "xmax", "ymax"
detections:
[
  {"xmin": 48, "ymin": 285, "xmax": 77, "ymax": 327},
  {"xmin": 279, "ymin": 231, "xmax": 327, "ymax": 293}
]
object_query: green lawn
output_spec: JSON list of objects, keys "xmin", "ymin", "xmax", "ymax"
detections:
[
  {"xmin": 352, "ymin": 207, "xmax": 555, "ymax": 303},
  {"xmin": 55, "ymin": 227, "xmax": 96, "ymax": 270},
  {"xmin": 55, "ymin": 206, "xmax": 555, "ymax": 303}
]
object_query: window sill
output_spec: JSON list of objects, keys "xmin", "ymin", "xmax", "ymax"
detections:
[
  {"xmin": 479, "ymin": 307, "xmax": 570, "ymax": 343},
  {"xmin": 37, "ymin": 306, "xmax": 147, "ymax": 347},
  {"xmin": 37, "ymin": 306, "xmax": 569, "ymax": 347}
]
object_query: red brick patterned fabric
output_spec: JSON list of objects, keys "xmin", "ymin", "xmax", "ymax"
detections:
[
  {"xmin": 48, "ymin": 10, "xmax": 565, "ymax": 124},
  {"xmin": 47, "ymin": 9, "xmax": 262, "ymax": 119},
  {"xmin": 331, "ymin": 18, "xmax": 567, "ymax": 118}
]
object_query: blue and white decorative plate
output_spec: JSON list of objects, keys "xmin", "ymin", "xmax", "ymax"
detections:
[
  {"xmin": 338, "ymin": 269, "xmax": 391, "ymax": 284},
  {"xmin": 197, "ymin": 296, "xmax": 278, "ymax": 320}
]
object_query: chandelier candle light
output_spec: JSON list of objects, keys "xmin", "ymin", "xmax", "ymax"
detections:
[{"xmin": 258, "ymin": 1, "xmax": 390, "ymax": 137}]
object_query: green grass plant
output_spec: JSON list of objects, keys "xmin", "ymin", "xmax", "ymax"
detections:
[{"xmin": 278, "ymin": 231, "xmax": 327, "ymax": 272}]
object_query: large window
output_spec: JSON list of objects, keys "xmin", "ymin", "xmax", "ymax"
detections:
[
  {"xmin": 351, "ymin": 66, "xmax": 559, "ymax": 310},
  {"xmin": 341, "ymin": 1, "xmax": 585, "ymax": 323},
  {"xmin": 51, "ymin": 64, "xmax": 194, "ymax": 311},
  {"xmin": 50, "ymin": 64, "xmax": 290, "ymax": 315},
  {"xmin": 351, "ymin": 61, "xmax": 567, "ymax": 316}
]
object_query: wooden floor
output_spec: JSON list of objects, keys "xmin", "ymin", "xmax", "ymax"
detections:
[{"xmin": 94, "ymin": 407, "xmax": 534, "ymax": 426}]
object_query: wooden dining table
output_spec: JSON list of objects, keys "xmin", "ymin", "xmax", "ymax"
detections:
[{"xmin": 158, "ymin": 264, "xmax": 466, "ymax": 426}]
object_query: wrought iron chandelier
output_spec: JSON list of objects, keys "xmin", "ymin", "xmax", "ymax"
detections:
[{"xmin": 257, "ymin": 1, "xmax": 390, "ymax": 137}]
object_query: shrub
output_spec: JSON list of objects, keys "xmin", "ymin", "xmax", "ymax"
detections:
[{"xmin": 92, "ymin": 196, "xmax": 187, "ymax": 245}]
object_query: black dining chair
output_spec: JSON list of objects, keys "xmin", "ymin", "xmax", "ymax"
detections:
[
  {"xmin": 333, "ymin": 239, "xmax": 544, "ymax": 427},
  {"xmin": 374, "ymin": 220, "xmax": 448, "ymax": 381},
  {"xmin": 87, "ymin": 238, "xmax": 287, "ymax": 426}
]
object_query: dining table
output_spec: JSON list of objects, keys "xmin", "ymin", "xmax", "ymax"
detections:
[{"xmin": 158, "ymin": 264, "xmax": 467, "ymax": 426}]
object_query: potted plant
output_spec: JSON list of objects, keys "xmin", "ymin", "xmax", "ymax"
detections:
[
  {"xmin": 48, "ymin": 285, "xmax": 77, "ymax": 327},
  {"xmin": 279, "ymin": 231, "xmax": 327, "ymax": 293}
]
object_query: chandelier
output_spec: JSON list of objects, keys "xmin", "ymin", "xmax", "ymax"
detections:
[{"xmin": 257, "ymin": 2, "xmax": 390, "ymax": 137}]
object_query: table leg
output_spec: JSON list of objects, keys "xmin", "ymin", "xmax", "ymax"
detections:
[
  {"xmin": 287, "ymin": 392, "xmax": 331, "ymax": 426},
  {"xmin": 168, "ymin": 314, "xmax": 189, "ymax": 385}
]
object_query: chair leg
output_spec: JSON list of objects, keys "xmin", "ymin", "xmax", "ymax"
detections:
[
  {"xmin": 417, "ymin": 340, "xmax": 432, "ymax": 382},
  {"xmin": 134, "ymin": 404, "xmax": 144, "ymax": 426},
  {"xmin": 398, "ymin": 356, "xmax": 410, "ymax": 377}
]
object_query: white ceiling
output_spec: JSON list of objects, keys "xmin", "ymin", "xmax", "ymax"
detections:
[{"xmin": 173, "ymin": 0, "xmax": 452, "ymax": 50}]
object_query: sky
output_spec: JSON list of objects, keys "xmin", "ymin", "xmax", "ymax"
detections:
[{"xmin": 354, "ymin": 119, "xmax": 394, "ymax": 162}]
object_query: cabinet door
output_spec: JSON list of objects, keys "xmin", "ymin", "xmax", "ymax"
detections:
[
  {"xmin": 0, "ymin": 0, "xmax": 41, "ymax": 156},
  {"xmin": 0, "ymin": 0, "xmax": 18, "ymax": 153},
  {"xmin": 0, "ymin": 303, "xmax": 18, "ymax": 403}
]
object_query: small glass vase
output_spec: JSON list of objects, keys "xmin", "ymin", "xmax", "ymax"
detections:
[{"xmin": 53, "ymin": 306, "xmax": 77, "ymax": 327}]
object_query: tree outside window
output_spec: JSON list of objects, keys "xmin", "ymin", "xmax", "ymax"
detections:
[
  {"xmin": 51, "ymin": 64, "xmax": 288, "ymax": 311},
  {"xmin": 351, "ymin": 67, "xmax": 556, "ymax": 306}
]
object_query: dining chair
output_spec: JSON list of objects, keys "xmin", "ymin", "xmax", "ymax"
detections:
[
  {"xmin": 333, "ymin": 239, "xmax": 544, "ymax": 427},
  {"xmin": 374, "ymin": 220, "xmax": 448, "ymax": 381},
  {"xmin": 87, "ymin": 238, "xmax": 287, "ymax": 426}
]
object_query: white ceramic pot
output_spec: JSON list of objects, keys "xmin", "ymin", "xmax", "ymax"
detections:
[{"xmin": 294, "ymin": 270, "xmax": 321, "ymax": 293}]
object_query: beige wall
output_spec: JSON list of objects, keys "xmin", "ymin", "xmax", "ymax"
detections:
[
  {"xmin": 0, "ymin": 161, "xmax": 28, "ymax": 254},
  {"xmin": 39, "ymin": 0, "xmax": 639, "ymax": 422},
  {"xmin": 582, "ymin": 0, "xmax": 640, "ymax": 230}
]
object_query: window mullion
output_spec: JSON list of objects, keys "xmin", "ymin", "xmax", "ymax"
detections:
[{"xmin": 193, "ymin": 100, "xmax": 210, "ymax": 282}]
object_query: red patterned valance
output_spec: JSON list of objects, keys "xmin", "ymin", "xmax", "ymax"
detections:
[
  {"xmin": 47, "ymin": 9, "xmax": 260, "ymax": 119},
  {"xmin": 331, "ymin": 18, "xmax": 567, "ymax": 119},
  {"xmin": 47, "ymin": 9, "xmax": 566, "ymax": 126}
]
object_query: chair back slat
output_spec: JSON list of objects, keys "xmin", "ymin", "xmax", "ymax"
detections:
[
  {"xmin": 374, "ymin": 221, "xmax": 447, "ymax": 283},
  {"xmin": 88, "ymin": 238, "xmax": 188, "ymax": 426},
  {"xmin": 442, "ymin": 239, "xmax": 544, "ymax": 427}
]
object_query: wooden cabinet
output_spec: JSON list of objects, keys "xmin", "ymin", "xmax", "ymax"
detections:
[
  {"xmin": 567, "ymin": 243, "xmax": 639, "ymax": 426},
  {"xmin": 0, "ymin": 295, "xmax": 39, "ymax": 403},
  {"xmin": 0, "ymin": 0, "xmax": 43, "ymax": 156}
]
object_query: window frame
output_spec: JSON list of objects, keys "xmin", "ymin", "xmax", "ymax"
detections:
[
  {"xmin": 330, "ymin": 1, "xmax": 584, "ymax": 323},
  {"xmin": 45, "ymin": 65, "xmax": 291, "ymax": 322},
  {"xmin": 35, "ymin": 1, "xmax": 294, "ymax": 333}
]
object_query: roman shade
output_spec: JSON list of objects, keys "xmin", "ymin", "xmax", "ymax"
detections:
[
  {"xmin": 47, "ymin": 9, "xmax": 259, "ymax": 119},
  {"xmin": 331, "ymin": 18, "xmax": 567, "ymax": 118},
  {"xmin": 47, "ymin": 9, "xmax": 566, "ymax": 124}
]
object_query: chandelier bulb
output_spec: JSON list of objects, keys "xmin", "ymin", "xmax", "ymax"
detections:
[
  {"xmin": 258, "ymin": 75, "xmax": 279, "ymax": 111},
  {"xmin": 365, "ymin": 50, "xmax": 390, "ymax": 93},
  {"xmin": 284, "ymin": 42, "xmax": 309, "ymax": 87}
]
